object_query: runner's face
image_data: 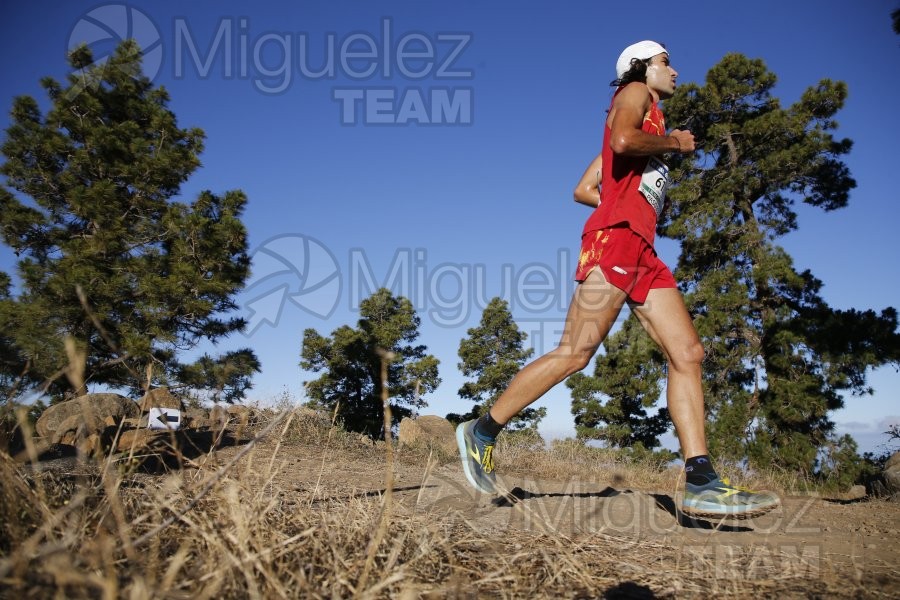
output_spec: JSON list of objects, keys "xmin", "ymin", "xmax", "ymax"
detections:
[{"xmin": 645, "ymin": 53, "xmax": 677, "ymax": 99}]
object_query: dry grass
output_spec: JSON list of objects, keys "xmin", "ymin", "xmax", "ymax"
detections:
[
  {"xmin": 496, "ymin": 434, "xmax": 681, "ymax": 488},
  {"xmin": 0, "ymin": 408, "xmax": 889, "ymax": 599}
]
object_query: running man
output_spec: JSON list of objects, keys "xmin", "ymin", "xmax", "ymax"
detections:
[{"xmin": 456, "ymin": 41, "xmax": 779, "ymax": 519}]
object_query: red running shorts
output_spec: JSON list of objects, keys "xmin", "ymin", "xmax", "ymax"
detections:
[{"xmin": 574, "ymin": 226, "xmax": 677, "ymax": 304}]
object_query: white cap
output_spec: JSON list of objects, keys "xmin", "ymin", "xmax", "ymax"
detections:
[{"xmin": 616, "ymin": 41, "xmax": 668, "ymax": 79}]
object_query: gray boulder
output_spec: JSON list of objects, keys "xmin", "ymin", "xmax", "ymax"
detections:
[
  {"xmin": 138, "ymin": 387, "xmax": 184, "ymax": 412},
  {"xmin": 36, "ymin": 393, "xmax": 139, "ymax": 439},
  {"xmin": 50, "ymin": 414, "xmax": 103, "ymax": 455},
  {"xmin": 184, "ymin": 408, "xmax": 209, "ymax": 429},
  {"xmin": 884, "ymin": 451, "xmax": 900, "ymax": 498}
]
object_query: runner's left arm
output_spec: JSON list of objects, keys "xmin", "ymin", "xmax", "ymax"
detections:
[{"xmin": 573, "ymin": 153, "xmax": 603, "ymax": 208}]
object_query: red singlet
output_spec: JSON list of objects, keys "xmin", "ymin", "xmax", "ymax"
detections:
[{"xmin": 581, "ymin": 87, "xmax": 667, "ymax": 246}]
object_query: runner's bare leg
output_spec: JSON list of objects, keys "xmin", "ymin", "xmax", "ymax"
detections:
[
  {"xmin": 489, "ymin": 268, "xmax": 628, "ymax": 424},
  {"xmin": 631, "ymin": 287, "xmax": 708, "ymax": 458}
]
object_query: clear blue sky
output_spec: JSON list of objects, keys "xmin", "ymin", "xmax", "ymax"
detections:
[{"xmin": 1, "ymin": 0, "xmax": 897, "ymax": 455}]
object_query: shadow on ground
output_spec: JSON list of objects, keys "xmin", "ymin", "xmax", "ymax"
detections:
[{"xmin": 487, "ymin": 484, "xmax": 754, "ymax": 532}]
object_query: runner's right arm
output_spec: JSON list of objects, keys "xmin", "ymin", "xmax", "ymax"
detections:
[{"xmin": 607, "ymin": 82, "xmax": 694, "ymax": 156}]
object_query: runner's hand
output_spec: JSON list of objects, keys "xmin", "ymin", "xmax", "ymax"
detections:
[{"xmin": 669, "ymin": 129, "xmax": 695, "ymax": 153}]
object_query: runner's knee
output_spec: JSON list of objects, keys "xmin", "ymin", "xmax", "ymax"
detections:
[
  {"xmin": 668, "ymin": 339, "xmax": 705, "ymax": 372},
  {"xmin": 551, "ymin": 347, "xmax": 594, "ymax": 377}
]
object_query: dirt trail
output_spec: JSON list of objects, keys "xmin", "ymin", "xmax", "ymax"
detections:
[
  {"xmin": 407, "ymin": 464, "xmax": 895, "ymax": 577},
  {"xmin": 213, "ymin": 438, "xmax": 900, "ymax": 596}
]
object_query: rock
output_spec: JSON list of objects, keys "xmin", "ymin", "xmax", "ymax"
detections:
[
  {"xmin": 139, "ymin": 387, "xmax": 183, "ymax": 412},
  {"xmin": 398, "ymin": 418, "xmax": 421, "ymax": 446},
  {"xmin": 36, "ymin": 393, "xmax": 139, "ymax": 439},
  {"xmin": 887, "ymin": 451, "xmax": 900, "ymax": 470},
  {"xmin": 184, "ymin": 408, "xmax": 209, "ymax": 429},
  {"xmin": 116, "ymin": 429, "xmax": 161, "ymax": 453},
  {"xmin": 226, "ymin": 405, "xmax": 250, "ymax": 426},
  {"xmin": 50, "ymin": 413, "xmax": 105, "ymax": 456},
  {"xmin": 884, "ymin": 451, "xmax": 900, "ymax": 498},
  {"xmin": 398, "ymin": 415, "xmax": 456, "ymax": 455},
  {"xmin": 209, "ymin": 405, "xmax": 229, "ymax": 428},
  {"xmin": 114, "ymin": 427, "xmax": 228, "ymax": 466},
  {"xmin": 51, "ymin": 414, "xmax": 86, "ymax": 446},
  {"xmin": 845, "ymin": 485, "xmax": 867, "ymax": 500},
  {"xmin": 83, "ymin": 433, "xmax": 102, "ymax": 456}
]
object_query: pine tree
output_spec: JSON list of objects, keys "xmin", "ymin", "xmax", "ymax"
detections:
[
  {"xmin": 175, "ymin": 349, "xmax": 261, "ymax": 404},
  {"xmin": 653, "ymin": 54, "xmax": 899, "ymax": 477},
  {"xmin": 0, "ymin": 41, "xmax": 258, "ymax": 400},
  {"xmin": 0, "ymin": 272, "xmax": 27, "ymax": 398},
  {"xmin": 300, "ymin": 288, "xmax": 440, "ymax": 437},
  {"xmin": 450, "ymin": 297, "xmax": 544, "ymax": 431}
]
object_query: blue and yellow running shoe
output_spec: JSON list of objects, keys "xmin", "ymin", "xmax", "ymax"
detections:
[
  {"xmin": 455, "ymin": 420, "xmax": 497, "ymax": 494},
  {"xmin": 681, "ymin": 477, "xmax": 780, "ymax": 519}
]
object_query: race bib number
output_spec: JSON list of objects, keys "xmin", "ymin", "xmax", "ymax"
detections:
[{"xmin": 638, "ymin": 156, "xmax": 670, "ymax": 219}]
